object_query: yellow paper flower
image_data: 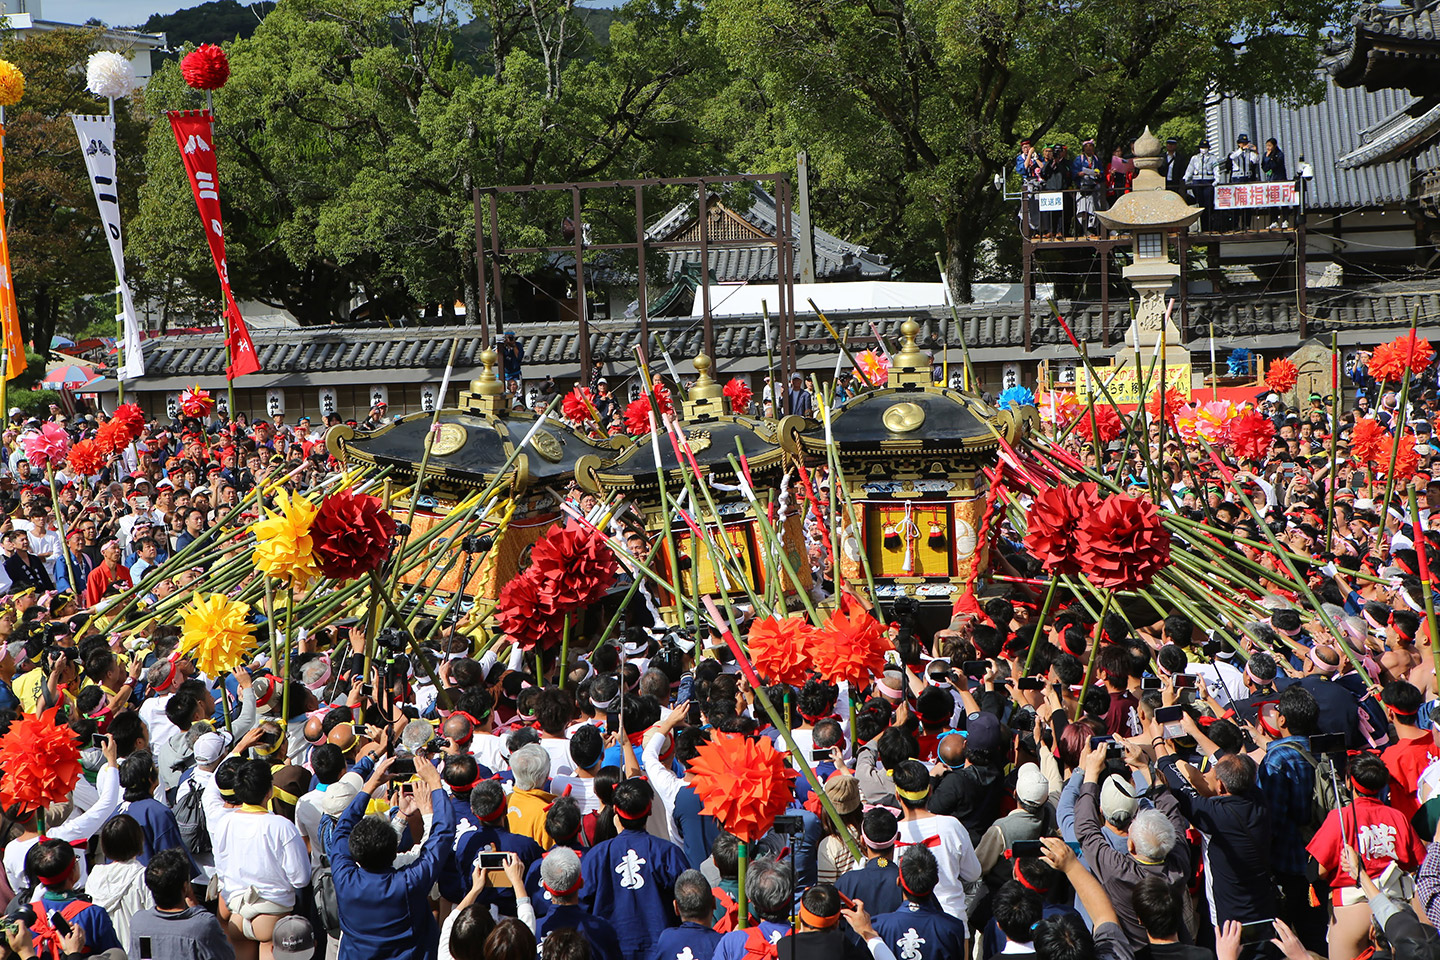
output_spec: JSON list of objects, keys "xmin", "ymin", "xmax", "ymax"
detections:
[
  {"xmin": 0, "ymin": 60, "xmax": 25, "ymax": 108},
  {"xmin": 179, "ymin": 592, "xmax": 255, "ymax": 677},
  {"xmin": 252, "ymin": 489, "xmax": 320, "ymax": 588}
]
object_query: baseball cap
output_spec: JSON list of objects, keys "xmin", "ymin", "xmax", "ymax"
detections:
[
  {"xmin": 963, "ymin": 711, "xmax": 1003, "ymax": 754},
  {"xmin": 1016, "ymin": 762, "xmax": 1049, "ymax": 806},
  {"xmin": 1100, "ymin": 773, "xmax": 1139, "ymax": 821},
  {"xmin": 320, "ymin": 772, "xmax": 364, "ymax": 816},
  {"xmin": 193, "ymin": 732, "xmax": 227, "ymax": 766},
  {"xmin": 271, "ymin": 916, "xmax": 316, "ymax": 960}
]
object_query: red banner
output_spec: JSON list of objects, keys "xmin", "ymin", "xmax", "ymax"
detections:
[
  {"xmin": 167, "ymin": 110, "xmax": 260, "ymax": 379},
  {"xmin": 0, "ymin": 127, "xmax": 25, "ymax": 383}
]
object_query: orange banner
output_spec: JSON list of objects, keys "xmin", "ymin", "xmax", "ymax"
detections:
[{"xmin": 0, "ymin": 127, "xmax": 25, "ymax": 382}]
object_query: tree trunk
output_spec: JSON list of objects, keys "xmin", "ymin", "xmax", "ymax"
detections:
[{"xmin": 943, "ymin": 220, "xmax": 977, "ymax": 304}]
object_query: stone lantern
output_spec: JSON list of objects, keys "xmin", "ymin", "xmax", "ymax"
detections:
[{"xmin": 1098, "ymin": 127, "xmax": 1203, "ymax": 369}]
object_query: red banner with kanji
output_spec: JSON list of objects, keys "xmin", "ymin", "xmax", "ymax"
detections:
[{"xmin": 167, "ymin": 110, "xmax": 260, "ymax": 379}]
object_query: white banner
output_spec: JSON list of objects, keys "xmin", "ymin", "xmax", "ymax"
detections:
[
  {"xmin": 1036, "ymin": 192, "xmax": 1064, "ymax": 211},
  {"xmin": 73, "ymin": 115, "xmax": 145, "ymax": 380}
]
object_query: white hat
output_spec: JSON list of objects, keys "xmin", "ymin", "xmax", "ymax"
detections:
[
  {"xmin": 320, "ymin": 772, "xmax": 365, "ymax": 816},
  {"xmin": 1016, "ymin": 762, "xmax": 1049, "ymax": 806},
  {"xmin": 194, "ymin": 732, "xmax": 228, "ymax": 766},
  {"xmin": 1266, "ymin": 393, "xmax": 1280, "ymax": 403},
  {"xmin": 1100, "ymin": 773, "xmax": 1139, "ymax": 821}
]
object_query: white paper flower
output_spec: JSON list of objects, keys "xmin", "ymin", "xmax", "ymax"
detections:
[{"xmin": 86, "ymin": 51, "xmax": 135, "ymax": 100}]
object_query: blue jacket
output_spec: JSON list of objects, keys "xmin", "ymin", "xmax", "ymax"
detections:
[
  {"xmin": 33, "ymin": 891, "xmax": 121, "ymax": 956},
  {"xmin": 580, "ymin": 828, "xmax": 689, "ymax": 958},
  {"xmin": 331, "ymin": 788, "xmax": 455, "ymax": 960},
  {"xmin": 443, "ymin": 822, "xmax": 542, "ymax": 911},
  {"xmin": 873, "ymin": 901, "xmax": 968, "ymax": 960},
  {"xmin": 650, "ymin": 920, "xmax": 723, "ymax": 960},
  {"xmin": 536, "ymin": 903, "xmax": 623, "ymax": 960}
]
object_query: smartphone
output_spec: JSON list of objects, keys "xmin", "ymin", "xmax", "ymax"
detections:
[
  {"xmin": 1011, "ymin": 840, "xmax": 1043, "ymax": 859},
  {"xmin": 1017, "ymin": 677, "xmax": 1044, "ymax": 691},
  {"xmin": 257, "ymin": 728, "xmax": 280, "ymax": 748},
  {"xmin": 962, "ymin": 660, "xmax": 989, "ymax": 677},
  {"xmin": 836, "ymin": 889, "xmax": 856, "ymax": 910},
  {"xmin": 606, "ymin": 711, "xmax": 620, "ymax": 732},
  {"xmin": 390, "ymin": 757, "xmax": 415, "ymax": 778},
  {"xmin": 812, "ymin": 747, "xmax": 832, "ymax": 762},
  {"xmin": 1141, "ymin": 676, "xmax": 1162, "ymax": 690},
  {"xmin": 1309, "ymin": 733, "xmax": 1346, "ymax": 755},
  {"xmin": 1173, "ymin": 674, "xmax": 1196, "ymax": 689},
  {"xmin": 772, "ymin": 814, "xmax": 805, "ymax": 834},
  {"xmin": 1240, "ymin": 920, "xmax": 1277, "ymax": 945},
  {"xmin": 51, "ymin": 913, "xmax": 72, "ymax": 938},
  {"xmin": 477, "ymin": 852, "xmax": 510, "ymax": 870},
  {"xmin": 92, "ymin": 732, "xmax": 107, "ymax": 749},
  {"xmin": 1106, "ymin": 742, "xmax": 1125, "ymax": 761},
  {"xmin": 1089, "ymin": 735, "xmax": 1112, "ymax": 751},
  {"xmin": 139, "ymin": 936, "xmax": 154, "ymax": 960},
  {"xmin": 1154, "ymin": 705, "xmax": 1185, "ymax": 740}
]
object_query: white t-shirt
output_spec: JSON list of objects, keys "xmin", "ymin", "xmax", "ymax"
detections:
[
  {"xmin": 538, "ymin": 736, "xmax": 576, "ymax": 779},
  {"xmin": 139, "ymin": 695, "xmax": 180, "ymax": 757},
  {"xmin": 294, "ymin": 788, "xmax": 327, "ymax": 868},
  {"xmin": 211, "ymin": 809, "xmax": 311, "ymax": 908},
  {"xmin": 895, "ymin": 815, "xmax": 981, "ymax": 927}
]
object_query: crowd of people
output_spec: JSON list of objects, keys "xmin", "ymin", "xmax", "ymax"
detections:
[
  {"xmin": 1016, "ymin": 132, "xmax": 1296, "ymax": 236},
  {"xmin": 1, "ymin": 344, "xmax": 1440, "ymax": 960}
]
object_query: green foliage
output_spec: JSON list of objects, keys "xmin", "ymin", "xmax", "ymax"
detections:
[
  {"xmin": 140, "ymin": 0, "xmax": 277, "ymax": 44},
  {"xmin": 130, "ymin": 0, "xmax": 721, "ymax": 325},
  {"xmin": 699, "ymin": 0, "xmax": 1352, "ymax": 297},
  {"xmin": 1, "ymin": 29, "xmax": 148, "ymax": 359},
  {"xmin": 7, "ymin": 389, "xmax": 61, "ymax": 416}
]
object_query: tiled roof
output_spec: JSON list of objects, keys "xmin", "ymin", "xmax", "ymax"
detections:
[
  {"xmin": 1331, "ymin": 1, "xmax": 1440, "ymax": 95},
  {"xmin": 117, "ymin": 283, "xmax": 1440, "ymax": 379},
  {"xmin": 1206, "ymin": 71, "xmax": 1440, "ymax": 208},
  {"xmin": 1339, "ymin": 96, "xmax": 1440, "ymax": 166},
  {"xmin": 647, "ymin": 184, "xmax": 889, "ymax": 282}
]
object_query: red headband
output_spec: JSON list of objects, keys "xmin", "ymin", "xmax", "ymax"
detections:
[
  {"xmin": 153, "ymin": 654, "xmax": 181, "ymax": 692},
  {"xmin": 542, "ymin": 875, "xmax": 584, "ymax": 898}
]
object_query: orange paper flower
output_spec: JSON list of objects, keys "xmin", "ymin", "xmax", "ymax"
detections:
[
  {"xmin": 1370, "ymin": 334, "xmax": 1435, "ymax": 382},
  {"xmin": 1023, "ymin": 482, "xmax": 1101, "ymax": 576},
  {"xmin": 812, "ymin": 603, "xmax": 889, "ymax": 689},
  {"xmin": 1076, "ymin": 405, "xmax": 1123, "ymax": 445},
  {"xmin": 1225, "ymin": 410, "xmax": 1276, "ymax": 460},
  {"xmin": 1264, "ymin": 358, "xmax": 1298, "ymax": 393},
  {"xmin": 746, "ymin": 615, "xmax": 816, "ymax": 686},
  {"xmin": 93, "ymin": 419, "xmax": 131, "ymax": 456},
  {"xmin": 1073, "ymin": 492, "xmax": 1171, "ymax": 590},
  {"xmin": 0, "ymin": 707, "xmax": 82, "ymax": 814},
  {"xmin": 688, "ymin": 732, "xmax": 796, "ymax": 842},
  {"xmin": 113, "ymin": 403, "xmax": 146, "ymax": 441},
  {"xmin": 66, "ymin": 439, "xmax": 104, "ymax": 476}
]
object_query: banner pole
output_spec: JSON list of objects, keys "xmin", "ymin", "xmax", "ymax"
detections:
[
  {"xmin": 110, "ymin": 96, "xmax": 125, "ymax": 404},
  {"xmin": 208, "ymin": 90, "xmax": 236, "ymax": 420}
]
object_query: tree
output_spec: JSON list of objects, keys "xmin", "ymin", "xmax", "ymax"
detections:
[
  {"xmin": 130, "ymin": 0, "xmax": 722, "ymax": 326},
  {"xmin": 701, "ymin": 0, "xmax": 1353, "ymax": 300},
  {"xmin": 1, "ymin": 28, "xmax": 148, "ymax": 358}
]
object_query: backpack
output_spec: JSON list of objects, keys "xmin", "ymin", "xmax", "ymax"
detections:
[
  {"xmin": 312, "ymin": 844, "xmax": 341, "ymax": 935},
  {"xmin": 174, "ymin": 777, "xmax": 212, "ymax": 858},
  {"xmin": 29, "ymin": 899, "xmax": 88, "ymax": 960},
  {"xmin": 1275, "ymin": 741, "xmax": 1346, "ymax": 833}
]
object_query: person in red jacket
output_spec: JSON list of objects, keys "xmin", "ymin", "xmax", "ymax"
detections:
[
  {"xmin": 1308, "ymin": 752, "xmax": 1427, "ymax": 960},
  {"xmin": 83, "ymin": 540, "xmax": 131, "ymax": 609},
  {"xmin": 1379, "ymin": 680, "xmax": 1438, "ymax": 821}
]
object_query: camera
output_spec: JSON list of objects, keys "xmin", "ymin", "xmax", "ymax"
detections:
[
  {"xmin": 376, "ymin": 628, "xmax": 410, "ymax": 652},
  {"xmin": 771, "ymin": 814, "xmax": 804, "ymax": 834},
  {"xmin": 462, "ymin": 534, "xmax": 492, "ymax": 555}
]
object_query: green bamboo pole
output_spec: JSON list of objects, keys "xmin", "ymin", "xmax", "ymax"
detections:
[{"xmin": 1073, "ymin": 590, "xmax": 1113, "ymax": 721}]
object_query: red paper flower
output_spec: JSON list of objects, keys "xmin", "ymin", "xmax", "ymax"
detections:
[
  {"xmin": 179, "ymin": 385, "xmax": 215, "ymax": 419},
  {"xmin": 1145, "ymin": 388, "xmax": 1185, "ymax": 431},
  {"xmin": 1075, "ymin": 405, "xmax": 1123, "ymax": 445},
  {"xmin": 746, "ymin": 615, "xmax": 816, "ymax": 686},
  {"xmin": 1377, "ymin": 434, "xmax": 1421, "ymax": 481},
  {"xmin": 1023, "ymin": 482, "xmax": 1101, "ymax": 576},
  {"xmin": 812, "ymin": 603, "xmax": 889, "ymax": 689},
  {"xmin": 688, "ymin": 732, "xmax": 796, "ymax": 842},
  {"xmin": 310, "ymin": 487, "xmax": 396, "ymax": 580},
  {"xmin": 1073, "ymin": 492, "xmax": 1171, "ymax": 590},
  {"xmin": 1225, "ymin": 410, "xmax": 1276, "ymax": 460},
  {"xmin": 561, "ymin": 387, "xmax": 595, "ymax": 426},
  {"xmin": 495, "ymin": 570, "xmax": 562, "ymax": 651},
  {"xmin": 1264, "ymin": 358, "xmax": 1298, "ymax": 394},
  {"xmin": 0, "ymin": 707, "xmax": 82, "ymax": 814},
  {"xmin": 624, "ymin": 397, "xmax": 656, "ymax": 435},
  {"xmin": 527, "ymin": 524, "xmax": 617, "ymax": 614},
  {"xmin": 723, "ymin": 377, "xmax": 753, "ymax": 415},
  {"xmin": 1371, "ymin": 334, "xmax": 1436, "ymax": 382},
  {"xmin": 93, "ymin": 419, "xmax": 131, "ymax": 456},
  {"xmin": 66, "ymin": 439, "xmax": 104, "ymax": 477},
  {"xmin": 113, "ymin": 403, "xmax": 146, "ymax": 441},
  {"xmin": 181, "ymin": 44, "xmax": 230, "ymax": 90},
  {"xmin": 1350, "ymin": 417, "xmax": 1386, "ymax": 466}
]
